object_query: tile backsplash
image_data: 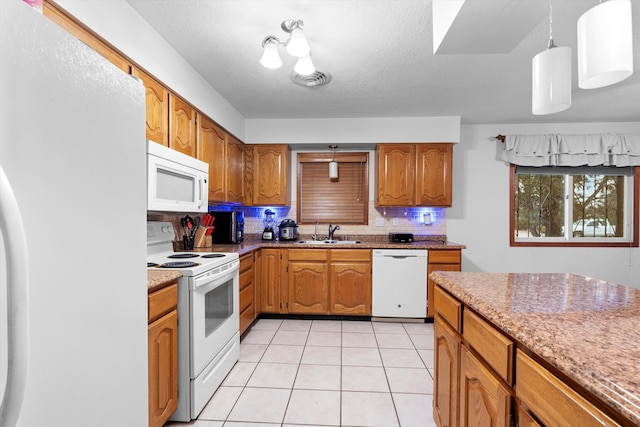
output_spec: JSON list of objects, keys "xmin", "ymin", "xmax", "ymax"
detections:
[{"xmin": 232, "ymin": 203, "xmax": 447, "ymax": 239}]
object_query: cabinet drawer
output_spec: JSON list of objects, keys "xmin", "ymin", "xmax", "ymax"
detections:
[
  {"xmin": 148, "ymin": 283, "xmax": 177, "ymax": 323},
  {"xmin": 463, "ymin": 310, "xmax": 514, "ymax": 385},
  {"xmin": 239, "ymin": 252, "xmax": 254, "ymax": 272},
  {"xmin": 429, "ymin": 249, "xmax": 461, "ymax": 264},
  {"xmin": 330, "ymin": 249, "xmax": 371, "ymax": 261},
  {"xmin": 240, "ymin": 267, "xmax": 253, "ymax": 291},
  {"xmin": 434, "ymin": 286, "xmax": 461, "ymax": 332},
  {"xmin": 240, "ymin": 283, "xmax": 253, "ymax": 312},
  {"xmin": 288, "ymin": 249, "xmax": 328, "ymax": 261},
  {"xmin": 516, "ymin": 350, "xmax": 620, "ymax": 427}
]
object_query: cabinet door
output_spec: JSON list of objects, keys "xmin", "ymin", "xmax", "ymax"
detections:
[
  {"xmin": 459, "ymin": 345, "xmax": 512, "ymax": 427},
  {"xmin": 169, "ymin": 94, "xmax": 196, "ymax": 157},
  {"xmin": 253, "ymin": 144, "xmax": 289, "ymax": 205},
  {"xmin": 226, "ymin": 135, "xmax": 245, "ymax": 204},
  {"xmin": 330, "ymin": 261, "xmax": 371, "ymax": 315},
  {"xmin": 416, "ymin": 143, "xmax": 453, "ymax": 207},
  {"xmin": 376, "ymin": 144, "xmax": 416, "ymax": 206},
  {"xmin": 131, "ymin": 67, "xmax": 169, "ymax": 146},
  {"xmin": 434, "ymin": 317, "xmax": 461, "ymax": 427},
  {"xmin": 197, "ymin": 115, "xmax": 226, "ymax": 202},
  {"xmin": 260, "ymin": 249, "xmax": 283, "ymax": 313},
  {"xmin": 288, "ymin": 262, "xmax": 328, "ymax": 314},
  {"xmin": 148, "ymin": 310, "xmax": 178, "ymax": 427}
]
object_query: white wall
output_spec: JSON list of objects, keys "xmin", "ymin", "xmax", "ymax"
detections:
[
  {"xmin": 245, "ymin": 116, "xmax": 461, "ymax": 144},
  {"xmin": 54, "ymin": 0, "xmax": 246, "ymax": 139},
  {"xmin": 448, "ymin": 122, "xmax": 640, "ymax": 288}
]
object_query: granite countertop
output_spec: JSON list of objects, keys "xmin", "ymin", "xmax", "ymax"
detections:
[
  {"xmin": 147, "ymin": 270, "xmax": 182, "ymax": 292},
  {"xmin": 181, "ymin": 235, "xmax": 466, "ymax": 256},
  {"xmin": 430, "ymin": 271, "xmax": 640, "ymax": 426}
]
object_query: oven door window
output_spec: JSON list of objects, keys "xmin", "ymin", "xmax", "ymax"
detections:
[{"xmin": 204, "ymin": 277, "xmax": 233, "ymax": 337}]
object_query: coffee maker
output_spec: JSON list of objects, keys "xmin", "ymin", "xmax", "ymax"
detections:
[{"xmin": 262, "ymin": 209, "xmax": 276, "ymax": 241}]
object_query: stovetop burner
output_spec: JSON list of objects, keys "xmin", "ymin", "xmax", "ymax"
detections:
[
  {"xmin": 168, "ymin": 253, "xmax": 199, "ymax": 259},
  {"xmin": 159, "ymin": 261, "xmax": 200, "ymax": 268},
  {"xmin": 201, "ymin": 253, "xmax": 226, "ymax": 258}
]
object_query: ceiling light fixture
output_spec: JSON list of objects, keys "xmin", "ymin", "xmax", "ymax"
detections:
[
  {"xmin": 260, "ymin": 19, "xmax": 315, "ymax": 76},
  {"xmin": 532, "ymin": 0, "xmax": 571, "ymax": 115},
  {"xmin": 577, "ymin": 0, "xmax": 634, "ymax": 89},
  {"xmin": 328, "ymin": 145, "xmax": 338, "ymax": 179}
]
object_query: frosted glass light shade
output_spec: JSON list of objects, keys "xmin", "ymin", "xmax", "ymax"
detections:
[
  {"xmin": 260, "ymin": 40, "xmax": 282, "ymax": 69},
  {"xmin": 286, "ymin": 27, "xmax": 311, "ymax": 57},
  {"xmin": 294, "ymin": 54, "xmax": 315, "ymax": 75},
  {"xmin": 577, "ymin": 0, "xmax": 633, "ymax": 89},
  {"xmin": 329, "ymin": 161, "xmax": 338, "ymax": 179},
  {"xmin": 532, "ymin": 46, "xmax": 572, "ymax": 115}
]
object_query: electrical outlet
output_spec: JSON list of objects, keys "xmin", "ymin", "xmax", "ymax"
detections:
[
  {"xmin": 375, "ymin": 218, "xmax": 384, "ymax": 227},
  {"xmin": 392, "ymin": 217, "xmax": 399, "ymax": 226}
]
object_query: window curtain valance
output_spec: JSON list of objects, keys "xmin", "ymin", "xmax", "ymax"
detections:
[{"xmin": 501, "ymin": 134, "xmax": 640, "ymax": 167}]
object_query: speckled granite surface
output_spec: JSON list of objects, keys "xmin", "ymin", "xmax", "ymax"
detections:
[
  {"xmin": 430, "ymin": 271, "xmax": 640, "ymax": 426},
  {"xmin": 177, "ymin": 236, "xmax": 465, "ymax": 255},
  {"xmin": 147, "ymin": 270, "xmax": 182, "ymax": 292}
]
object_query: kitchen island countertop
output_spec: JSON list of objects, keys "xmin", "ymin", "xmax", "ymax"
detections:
[{"xmin": 430, "ymin": 271, "xmax": 640, "ymax": 426}]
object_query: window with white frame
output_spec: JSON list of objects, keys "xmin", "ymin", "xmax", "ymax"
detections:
[{"xmin": 510, "ymin": 165, "xmax": 638, "ymax": 246}]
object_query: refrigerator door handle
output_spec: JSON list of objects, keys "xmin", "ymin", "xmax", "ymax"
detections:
[{"xmin": 0, "ymin": 166, "xmax": 29, "ymax": 427}]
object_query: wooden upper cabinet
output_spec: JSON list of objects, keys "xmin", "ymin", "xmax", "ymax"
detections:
[
  {"xmin": 416, "ymin": 143, "xmax": 453, "ymax": 207},
  {"xmin": 376, "ymin": 144, "xmax": 416, "ymax": 206},
  {"xmin": 169, "ymin": 94, "xmax": 196, "ymax": 157},
  {"xmin": 252, "ymin": 144, "xmax": 290, "ymax": 206},
  {"xmin": 132, "ymin": 67, "xmax": 169, "ymax": 146},
  {"xmin": 197, "ymin": 115, "xmax": 226, "ymax": 202},
  {"xmin": 226, "ymin": 135, "xmax": 245, "ymax": 204},
  {"xmin": 43, "ymin": 2, "xmax": 130, "ymax": 73},
  {"xmin": 376, "ymin": 143, "xmax": 453, "ymax": 207}
]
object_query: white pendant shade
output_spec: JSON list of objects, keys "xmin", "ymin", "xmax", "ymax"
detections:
[
  {"xmin": 294, "ymin": 54, "xmax": 315, "ymax": 75},
  {"xmin": 532, "ymin": 45, "xmax": 572, "ymax": 115},
  {"xmin": 286, "ymin": 27, "xmax": 311, "ymax": 57},
  {"xmin": 260, "ymin": 40, "xmax": 282, "ymax": 69},
  {"xmin": 577, "ymin": 0, "xmax": 634, "ymax": 89},
  {"xmin": 329, "ymin": 161, "xmax": 338, "ymax": 179}
]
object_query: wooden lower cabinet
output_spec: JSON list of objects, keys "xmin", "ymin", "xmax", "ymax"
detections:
[
  {"xmin": 459, "ymin": 346, "xmax": 512, "ymax": 427},
  {"xmin": 329, "ymin": 249, "xmax": 371, "ymax": 315},
  {"xmin": 259, "ymin": 248, "xmax": 372, "ymax": 315},
  {"xmin": 434, "ymin": 317, "xmax": 461, "ymax": 427},
  {"xmin": 239, "ymin": 252, "xmax": 257, "ymax": 334},
  {"xmin": 260, "ymin": 248, "xmax": 286, "ymax": 313},
  {"xmin": 148, "ymin": 283, "xmax": 178, "ymax": 427},
  {"xmin": 428, "ymin": 249, "xmax": 461, "ymax": 318}
]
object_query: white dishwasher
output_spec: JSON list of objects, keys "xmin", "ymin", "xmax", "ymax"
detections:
[{"xmin": 372, "ymin": 249, "xmax": 428, "ymax": 318}]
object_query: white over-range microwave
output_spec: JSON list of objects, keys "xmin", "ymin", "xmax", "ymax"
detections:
[{"xmin": 147, "ymin": 140, "xmax": 209, "ymax": 213}]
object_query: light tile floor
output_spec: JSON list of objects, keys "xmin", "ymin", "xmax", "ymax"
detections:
[{"xmin": 165, "ymin": 318, "xmax": 436, "ymax": 427}]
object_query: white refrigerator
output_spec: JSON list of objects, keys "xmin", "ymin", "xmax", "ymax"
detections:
[{"xmin": 0, "ymin": 3, "xmax": 149, "ymax": 426}]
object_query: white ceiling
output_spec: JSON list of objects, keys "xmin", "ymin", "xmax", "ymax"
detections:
[{"xmin": 125, "ymin": 0, "xmax": 640, "ymax": 125}]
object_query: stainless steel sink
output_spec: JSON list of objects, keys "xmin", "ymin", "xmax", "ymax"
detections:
[{"xmin": 297, "ymin": 239, "xmax": 362, "ymax": 244}]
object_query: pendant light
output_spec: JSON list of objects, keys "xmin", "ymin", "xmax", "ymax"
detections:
[
  {"xmin": 329, "ymin": 145, "xmax": 338, "ymax": 179},
  {"xmin": 294, "ymin": 54, "xmax": 315, "ymax": 76},
  {"xmin": 577, "ymin": 0, "xmax": 634, "ymax": 89},
  {"xmin": 532, "ymin": 1, "xmax": 571, "ymax": 115},
  {"xmin": 260, "ymin": 36, "xmax": 282, "ymax": 69}
]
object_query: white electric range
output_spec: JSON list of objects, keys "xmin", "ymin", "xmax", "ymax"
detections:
[{"xmin": 147, "ymin": 221, "xmax": 240, "ymax": 422}]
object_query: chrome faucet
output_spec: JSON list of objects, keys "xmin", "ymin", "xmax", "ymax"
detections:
[{"xmin": 328, "ymin": 224, "xmax": 340, "ymax": 240}]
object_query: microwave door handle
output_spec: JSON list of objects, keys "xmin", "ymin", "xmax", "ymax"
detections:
[
  {"xmin": 0, "ymin": 166, "xmax": 29, "ymax": 427},
  {"xmin": 198, "ymin": 176, "xmax": 206, "ymax": 209}
]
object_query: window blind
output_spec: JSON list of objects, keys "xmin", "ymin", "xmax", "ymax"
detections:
[{"xmin": 298, "ymin": 155, "xmax": 368, "ymax": 224}]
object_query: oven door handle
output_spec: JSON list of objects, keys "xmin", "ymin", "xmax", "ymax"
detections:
[{"xmin": 190, "ymin": 260, "xmax": 239, "ymax": 292}]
